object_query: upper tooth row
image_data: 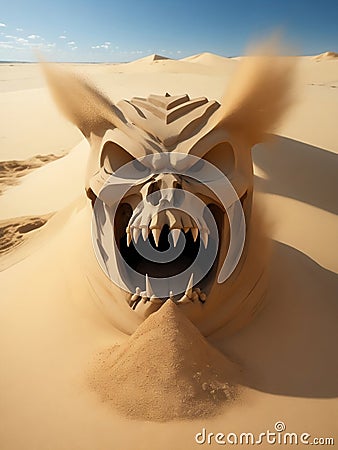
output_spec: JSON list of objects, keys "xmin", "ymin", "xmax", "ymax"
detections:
[{"xmin": 126, "ymin": 226, "xmax": 209, "ymax": 248}]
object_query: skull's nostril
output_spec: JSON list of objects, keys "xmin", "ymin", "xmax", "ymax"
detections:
[
  {"xmin": 174, "ymin": 181, "xmax": 182, "ymax": 189},
  {"xmin": 148, "ymin": 181, "xmax": 161, "ymax": 206},
  {"xmin": 148, "ymin": 181, "xmax": 160, "ymax": 194}
]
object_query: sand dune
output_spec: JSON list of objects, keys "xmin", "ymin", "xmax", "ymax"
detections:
[
  {"xmin": 182, "ymin": 51, "xmax": 232, "ymax": 65},
  {"xmin": 0, "ymin": 140, "xmax": 89, "ymax": 220},
  {"xmin": 313, "ymin": 51, "xmax": 338, "ymax": 61},
  {"xmin": 0, "ymin": 152, "xmax": 67, "ymax": 195},
  {"xmin": 131, "ymin": 53, "xmax": 172, "ymax": 63},
  {"xmin": 123, "ymin": 52, "xmax": 223, "ymax": 75},
  {"xmin": 0, "ymin": 53, "xmax": 337, "ymax": 449},
  {"xmin": 126, "ymin": 53, "xmax": 173, "ymax": 66},
  {"xmin": 0, "ymin": 214, "xmax": 50, "ymax": 265}
]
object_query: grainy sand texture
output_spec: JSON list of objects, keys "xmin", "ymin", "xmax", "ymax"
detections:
[{"xmin": 0, "ymin": 51, "xmax": 337, "ymax": 449}]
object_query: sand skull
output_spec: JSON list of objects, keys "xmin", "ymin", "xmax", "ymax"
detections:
[{"xmin": 43, "ymin": 54, "xmax": 293, "ymax": 335}]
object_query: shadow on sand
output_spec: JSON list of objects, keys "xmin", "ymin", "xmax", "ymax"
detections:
[
  {"xmin": 212, "ymin": 135, "xmax": 338, "ymax": 398},
  {"xmin": 253, "ymin": 135, "xmax": 338, "ymax": 214},
  {"xmin": 213, "ymin": 241, "xmax": 338, "ymax": 399}
]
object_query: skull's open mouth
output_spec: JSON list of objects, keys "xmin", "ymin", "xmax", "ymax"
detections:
[{"xmin": 112, "ymin": 193, "xmax": 239, "ymax": 311}]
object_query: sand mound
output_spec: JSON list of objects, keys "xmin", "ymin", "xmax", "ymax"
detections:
[
  {"xmin": 0, "ymin": 152, "xmax": 67, "ymax": 196},
  {"xmin": 88, "ymin": 300, "xmax": 240, "ymax": 421},
  {"xmin": 313, "ymin": 51, "xmax": 338, "ymax": 61}
]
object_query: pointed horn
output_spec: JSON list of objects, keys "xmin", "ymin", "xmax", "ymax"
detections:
[
  {"xmin": 213, "ymin": 38, "xmax": 296, "ymax": 145},
  {"xmin": 40, "ymin": 62, "xmax": 127, "ymax": 138}
]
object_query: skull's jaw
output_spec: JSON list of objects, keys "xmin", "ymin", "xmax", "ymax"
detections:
[{"xmin": 112, "ymin": 191, "xmax": 249, "ymax": 320}]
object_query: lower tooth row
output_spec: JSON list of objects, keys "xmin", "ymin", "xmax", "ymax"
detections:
[
  {"xmin": 129, "ymin": 273, "xmax": 206, "ymax": 308},
  {"xmin": 129, "ymin": 288, "xmax": 207, "ymax": 307}
]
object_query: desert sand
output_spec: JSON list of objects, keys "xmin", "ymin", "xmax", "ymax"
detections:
[{"xmin": 0, "ymin": 52, "xmax": 337, "ymax": 449}]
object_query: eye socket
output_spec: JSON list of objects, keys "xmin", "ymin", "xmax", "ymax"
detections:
[
  {"xmin": 101, "ymin": 141, "xmax": 148, "ymax": 175},
  {"xmin": 202, "ymin": 142, "xmax": 235, "ymax": 175},
  {"xmin": 101, "ymin": 141, "xmax": 149, "ymax": 178},
  {"xmin": 101, "ymin": 142, "xmax": 134, "ymax": 173}
]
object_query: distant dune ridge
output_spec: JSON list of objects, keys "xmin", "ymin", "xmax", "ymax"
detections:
[
  {"xmin": 312, "ymin": 51, "xmax": 338, "ymax": 61},
  {"xmin": 181, "ymin": 52, "xmax": 233, "ymax": 64},
  {"xmin": 134, "ymin": 53, "xmax": 171, "ymax": 63}
]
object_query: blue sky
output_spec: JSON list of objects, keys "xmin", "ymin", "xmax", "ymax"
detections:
[{"xmin": 1, "ymin": 0, "xmax": 338, "ymax": 62}]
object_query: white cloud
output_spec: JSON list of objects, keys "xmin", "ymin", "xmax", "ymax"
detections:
[
  {"xmin": 59, "ymin": 35, "xmax": 66, "ymax": 39},
  {"xmin": 27, "ymin": 34, "xmax": 40, "ymax": 39},
  {"xmin": 0, "ymin": 23, "xmax": 6, "ymax": 27},
  {"xmin": 0, "ymin": 42, "xmax": 13, "ymax": 48},
  {"xmin": 47, "ymin": 42, "xmax": 56, "ymax": 47},
  {"xmin": 16, "ymin": 28, "xmax": 23, "ymax": 31},
  {"xmin": 104, "ymin": 41, "xmax": 111, "ymax": 45},
  {"xmin": 67, "ymin": 41, "xmax": 76, "ymax": 45},
  {"xmin": 91, "ymin": 43, "xmax": 110, "ymax": 49},
  {"xmin": 17, "ymin": 38, "xmax": 28, "ymax": 43},
  {"xmin": 71, "ymin": 46, "xmax": 78, "ymax": 50},
  {"xmin": 5, "ymin": 35, "xmax": 17, "ymax": 39},
  {"xmin": 177, "ymin": 50, "xmax": 182, "ymax": 54}
]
